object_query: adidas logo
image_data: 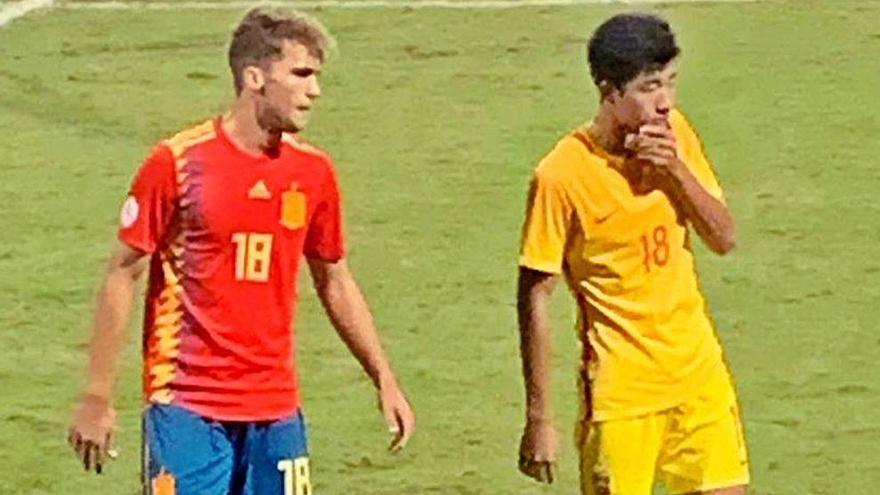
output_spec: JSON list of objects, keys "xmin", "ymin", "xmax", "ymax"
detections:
[{"xmin": 248, "ymin": 180, "xmax": 272, "ymax": 200}]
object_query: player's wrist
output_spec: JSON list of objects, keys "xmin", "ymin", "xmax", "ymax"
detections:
[
  {"xmin": 80, "ymin": 389, "xmax": 112, "ymax": 407},
  {"xmin": 666, "ymin": 159, "xmax": 690, "ymax": 184},
  {"xmin": 375, "ymin": 371, "xmax": 400, "ymax": 392},
  {"xmin": 525, "ymin": 410, "xmax": 554, "ymax": 425}
]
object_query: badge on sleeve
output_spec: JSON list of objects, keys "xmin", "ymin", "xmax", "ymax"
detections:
[{"xmin": 120, "ymin": 196, "xmax": 139, "ymax": 228}]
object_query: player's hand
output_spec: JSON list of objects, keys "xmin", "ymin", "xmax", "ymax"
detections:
[
  {"xmin": 518, "ymin": 419, "xmax": 559, "ymax": 484},
  {"xmin": 68, "ymin": 394, "xmax": 117, "ymax": 474},
  {"xmin": 625, "ymin": 121, "xmax": 684, "ymax": 181},
  {"xmin": 378, "ymin": 382, "xmax": 415, "ymax": 453}
]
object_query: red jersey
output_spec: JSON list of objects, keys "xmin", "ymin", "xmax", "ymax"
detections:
[{"xmin": 118, "ymin": 118, "xmax": 345, "ymax": 421}]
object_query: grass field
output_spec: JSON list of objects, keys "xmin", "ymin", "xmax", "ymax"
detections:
[{"xmin": 1, "ymin": 0, "xmax": 879, "ymax": 493}]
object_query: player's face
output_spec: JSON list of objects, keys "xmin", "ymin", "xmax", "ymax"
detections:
[
  {"xmin": 613, "ymin": 61, "xmax": 678, "ymax": 133},
  {"xmin": 258, "ymin": 41, "xmax": 323, "ymax": 133}
]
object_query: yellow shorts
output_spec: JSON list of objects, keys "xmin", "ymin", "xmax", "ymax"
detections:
[{"xmin": 577, "ymin": 374, "xmax": 750, "ymax": 495}]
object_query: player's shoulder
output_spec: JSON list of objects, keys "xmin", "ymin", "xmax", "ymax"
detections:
[
  {"xmin": 669, "ymin": 107, "xmax": 689, "ymax": 126},
  {"xmin": 160, "ymin": 119, "xmax": 218, "ymax": 157},
  {"xmin": 670, "ymin": 108, "xmax": 699, "ymax": 139},
  {"xmin": 281, "ymin": 134, "xmax": 339, "ymax": 192},
  {"xmin": 670, "ymin": 107, "xmax": 709, "ymax": 154},
  {"xmin": 281, "ymin": 134, "xmax": 333, "ymax": 165},
  {"xmin": 533, "ymin": 129, "xmax": 604, "ymax": 183},
  {"xmin": 130, "ymin": 142, "xmax": 178, "ymax": 190}
]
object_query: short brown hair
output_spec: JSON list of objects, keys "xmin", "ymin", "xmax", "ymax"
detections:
[{"xmin": 228, "ymin": 7, "xmax": 332, "ymax": 94}]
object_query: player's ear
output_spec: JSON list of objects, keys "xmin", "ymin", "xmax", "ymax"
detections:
[
  {"xmin": 242, "ymin": 65, "xmax": 266, "ymax": 93},
  {"xmin": 598, "ymin": 80, "xmax": 617, "ymax": 103}
]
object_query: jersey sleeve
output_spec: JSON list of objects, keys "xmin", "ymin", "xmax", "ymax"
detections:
[
  {"xmin": 117, "ymin": 144, "xmax": 178, "ymax": 253},
  {"xmin": 675, "ymin": 113, "xmax": 726, "ymax": 203},
  {"xmin": 518, "ymin": 169, "xmax": 574, "ymax": 275},
  {"xmin": 304, "ymin": 163, "xmax": 346, "ymax": 262}
]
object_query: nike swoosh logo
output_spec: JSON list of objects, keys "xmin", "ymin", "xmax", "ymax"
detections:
[{"xmin": 594, "ymin": 212, "xmax": 615, "ymax": 224}]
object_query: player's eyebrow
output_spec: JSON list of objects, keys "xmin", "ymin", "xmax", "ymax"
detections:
[{"xmin": 640, "ymin": 71, "xmax": 675, "ymax": 88}]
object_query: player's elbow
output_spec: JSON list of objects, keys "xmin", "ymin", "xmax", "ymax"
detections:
[
  {"xmin": 711, "ymin": 231, "xmax": 736, "ymax": 256},
  {"xmin": 106, "ymin": 243, "xmax": 150, "ymax": 282},
  {"xmin": 312, "ymin": 274, "xmax": 341, "ymax": 300},
  {"xmin": 706, "ymin": 213, "xmax": 736, "ymax": 256}
]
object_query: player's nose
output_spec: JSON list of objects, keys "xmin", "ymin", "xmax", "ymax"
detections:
[
  {"xmin": 307, "ymin": 77, "xmax": 321, "ymax": 99},
  {"xmin": 655, "ymin": 89, "xmax": 673, "ymax": 115}
]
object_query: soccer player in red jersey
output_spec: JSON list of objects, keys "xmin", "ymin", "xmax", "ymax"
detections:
[{"xmin": 67, "ymin": 8, "xmax": 415, "ymax": 493}]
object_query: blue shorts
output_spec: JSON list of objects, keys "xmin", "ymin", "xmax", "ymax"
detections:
[{"xmin": 143, "ymin": 404, "xmax": 311, "ymax": 495}]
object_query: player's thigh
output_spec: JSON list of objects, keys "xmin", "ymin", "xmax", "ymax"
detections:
[
  {"xmin": 658, "ymin": 388, "xmax": 750, "ymax": 494},
  {"xmin": 143, "ymin": 404, "xmax": 234, "ymax": 495},
  {"xmin": 243, "ymin": 410, "xmax": 311, "ymax": 495},
  {"xmin": 577, "ymin": 412, "xmax": 667, "ymax": 495}
]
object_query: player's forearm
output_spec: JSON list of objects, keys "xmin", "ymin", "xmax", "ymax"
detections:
[
  {"xmin": 668, "ymin": 164, "xmax": 736, "ymax": 255},
  {"xmin": 517, "ymin": 270, "xmax": 556, "ymax": 422},
  {"xmin": 316, "ymin": 271, "xmax": 398, "ymax": 389},
  {"xmin": 83, "ymin": 268, "xmax": 139, "ymax": 400}
]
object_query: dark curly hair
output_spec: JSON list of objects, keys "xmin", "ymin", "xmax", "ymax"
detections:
[{"xmin": 587, "ymin": 13, "xmax": 680, "ymax": 91}]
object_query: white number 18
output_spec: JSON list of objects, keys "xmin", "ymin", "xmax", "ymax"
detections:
[{"xmin": 278, "ymin": 457, "xmax": 312, "ymax": 495}]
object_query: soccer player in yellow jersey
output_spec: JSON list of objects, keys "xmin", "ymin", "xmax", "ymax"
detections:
[{"xmin": 516, "ymin": 13, "xmax": 749, "ymax": 495}]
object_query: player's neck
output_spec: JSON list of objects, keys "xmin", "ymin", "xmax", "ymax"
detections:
[
  {"xmin": 588, "ymin": 110, "xmax": 627, "ymax": 156},
  {"xmin": 223, "ymin": 103, "xmax": 282, "ymax": 157}
]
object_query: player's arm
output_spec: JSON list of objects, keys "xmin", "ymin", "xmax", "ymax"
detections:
[
  {"xmin": 517, "ymin": 266, "xmax": 560, "ymax": 484},
  {"xmin": 516, "ymin": 166, "xmax": 571, "ymax": 484},
  {"xmin": 69, "ymin": 143, "xmax": 175, "ymax": 474},
  {"xmin": 69, "ymin": 241, "xmax": 149, "ymax": 473},
  {"xmin": 632, "ymin": 124, "xmax": 736, "ymax": 255},
  {"xmin": 307, "ymin": 257, "xmax": 415, "ymax": 452},
  {"xmin": 664, "ymin": 162, "xmax": 736, "ymax": 255}
]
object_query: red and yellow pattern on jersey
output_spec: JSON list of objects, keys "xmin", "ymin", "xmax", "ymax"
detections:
[{"xmin": 120, "ymin": 118, "xmax": 345, "ymax": 421}]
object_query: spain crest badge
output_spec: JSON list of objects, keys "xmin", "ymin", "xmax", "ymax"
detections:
[{"xmin": 280, "ymin": 182, "xmax": 306, "ymax": 230}]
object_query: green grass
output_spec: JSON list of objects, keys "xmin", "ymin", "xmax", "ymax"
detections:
[{"xmin": 1, "ymin": 1, "xmax": 879, "ymax": 493}]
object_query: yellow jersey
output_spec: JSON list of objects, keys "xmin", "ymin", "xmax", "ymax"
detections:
[{"xmin": 519, "ymin": 109, "xmax": 731, "ymax": 421}]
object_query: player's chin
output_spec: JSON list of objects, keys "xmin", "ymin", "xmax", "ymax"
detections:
[
  {"xmin": 280, "ymin": 117, "xmax": 305, "ymax": 134},
  {"xmin": 291, "ymin": 113, "xmax": 311, "ymax": 132}
]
